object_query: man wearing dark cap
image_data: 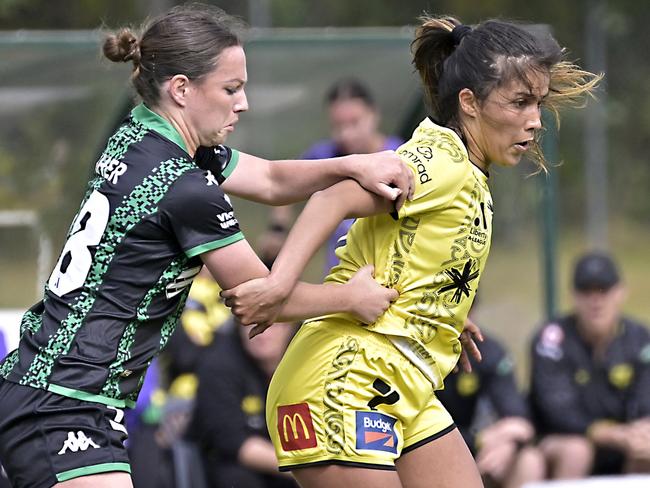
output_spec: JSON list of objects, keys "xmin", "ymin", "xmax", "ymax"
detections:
[{"xmin": 529, "ymin": 251, "xmax": 650, "ymax": 479}]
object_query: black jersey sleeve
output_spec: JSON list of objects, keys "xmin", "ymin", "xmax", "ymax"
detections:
[
  {"xmin": 479, "ymin": 336, "xmax": 529, "ymax": 419},
  {"xmin": 163, "ymin": 169, "xmax": 244, "ymax": 258},
  {"xmin": 529, "ymin": 324, "xmax": 592, "ymax": 433},
  {"xmin": 194, "ymin": 145, "xmax": 240, "ymax": 183}
]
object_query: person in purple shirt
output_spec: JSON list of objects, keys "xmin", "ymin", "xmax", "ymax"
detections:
[
  {"xmin": 301, "ymin": 78, "xmax": 404, "ymax": 272},
  {"xmin": 0, "ymin": 330, "xmax": 6, "ymax": 362}
]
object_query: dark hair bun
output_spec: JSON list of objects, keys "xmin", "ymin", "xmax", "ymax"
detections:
[{"xmin": 103, "ymin": 28, "xmax": 141, "ymax": 65}]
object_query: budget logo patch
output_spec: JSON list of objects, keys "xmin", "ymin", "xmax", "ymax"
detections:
[
  {"xmin": 355, "ymin": 411, "xmax": 398, "ymax": 454},
  {"xmin": 277, "ymin": 403, "xmax": 317, "ymax": 451}
]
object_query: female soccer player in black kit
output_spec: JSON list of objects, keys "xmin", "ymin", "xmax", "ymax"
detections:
[{"xmin": 0, "ymin": 5, "xmax": 413, "ymax": 488}]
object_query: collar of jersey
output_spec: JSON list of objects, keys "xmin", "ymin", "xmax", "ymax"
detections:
[
  {"xmin": 421, "ymin": 118, "xmax": 468, "ymax": 157},
  {"xmin": 131, "ymin": 103, "xmax": 189, "ymax": 154},
  {"xmin": 421, "ymin": 118, "xmax": 488, "ymax": 181}
]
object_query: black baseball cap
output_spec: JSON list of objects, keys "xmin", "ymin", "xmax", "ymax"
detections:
[{"xmin": 573, "ymin": 252, "xmax": 620, "ymax": 291}]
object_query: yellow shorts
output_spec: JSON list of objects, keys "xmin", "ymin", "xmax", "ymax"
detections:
[{"xmin": 267, "ymin": 319, "xmax": 455, "ymax": 471}]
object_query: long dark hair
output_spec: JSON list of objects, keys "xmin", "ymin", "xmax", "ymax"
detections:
[{"xmin": 412, "ymin": 16, "xmax": 601, "ymax": 169}]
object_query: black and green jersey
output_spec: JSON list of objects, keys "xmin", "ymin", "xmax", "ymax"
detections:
[{"xmin": 0, "ymin": 103, "xmax": 244, "ymax": 408}]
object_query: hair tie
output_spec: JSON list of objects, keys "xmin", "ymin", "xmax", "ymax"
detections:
[
  {"xmin": 122, "ymin": 37, "xmax": 141, "ymax": 66},
  {"xmin": 451, "ymin": 24, "xmax": 472, "ymax": 47}
]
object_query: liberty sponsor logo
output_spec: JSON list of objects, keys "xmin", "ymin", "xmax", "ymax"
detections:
[
  {"xmin": 95, "ymin": 153, "xmax": 127, "ymax": 184},
  {"xmin": 469, "ymin": 201, "xmax": 490, "ymax": 246},
  {"xmin": 355, "ymin": 411, "xmax": 398, "ymax": 454},
  {"xmin": 443, "ymin": 183, "xmax": 492, "ymax": 267},
  {"xmin": 57, "ymin": 431, "xmax": 100, "ymax": 455},
  {"xmin": 277, "ymin": 403, "xmax": 317, "ymax": 451}
]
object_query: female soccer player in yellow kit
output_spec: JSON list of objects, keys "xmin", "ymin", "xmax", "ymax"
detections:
[{"xmin": 224, "ymin": 16, "xmax": 600, "ymax": 488}]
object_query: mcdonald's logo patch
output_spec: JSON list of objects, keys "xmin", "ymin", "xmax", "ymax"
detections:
[
  {"xmin": 277, "ymin": 403, "xmax": 317, "ymax": 451},
  {"xmin": 355, "ymin": 411, "xmax": 398, "ymax": 454}
]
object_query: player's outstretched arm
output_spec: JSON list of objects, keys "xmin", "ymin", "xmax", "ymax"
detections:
[
  {"xmin": 220, "ymin": 150, "xmax": 413, "ymax": 209},
  {"xmin": 202, "ymin": 236, "xmax": 396, "ymax": 334},
  {"xmin": 221, "ymin": 179, "xmax": 394, "ymax": 328}
]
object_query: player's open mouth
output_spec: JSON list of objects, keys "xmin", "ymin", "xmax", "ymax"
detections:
[{"xmin": 514, "ymin": 140, "xmax": 532, "ymax": 151}]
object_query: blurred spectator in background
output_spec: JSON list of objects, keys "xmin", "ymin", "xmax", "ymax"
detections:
[
  {"xmin": 438, "ymin": 311, "xmax": 544, "ymax": 488},
  {"xmin": 256, "ymin": 207, "xmax": 291, "ymax": 270},
  {"xmin": 0, "ymin": 330, "xmax": 6, "ymax": 361},
  {"xmin": 129, "ymin": 372, "xmax": 207, "ymax": 488},
  {"xmin": 530, "ymin": 251, "xmax": 650, "ymax": 479},
  {"xmin": 300, "ymin": 77, "xmax": 404, "ymax": 272},
  {"xmin": 302, "ymin": 77, "xmax": 403, "ymax": 161},
  {"xmin": 188, "ymin": 319, "xmax": 298, "ymax": 488}
]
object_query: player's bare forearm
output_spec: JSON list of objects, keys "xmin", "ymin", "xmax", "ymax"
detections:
[
  {"xmin": 241, "ymin": 268, "xmax": 396, "ymax": 338},
  {"xmin": 268, "ymin": 179, "xmax": 392, "ymax": 290},
  {"xmin": 219, "ymin": 181, "xmax": 393, "ymax": 333},
  {"xmin": 280, "ymin": 267, "xmax": 397, "ymax": 323},
  {"xmin": 222, "ymin": 151, "xmax": 412, "ymax": 206},
  {"xmin": 278, "ymin": 282, "xmax": 352, "ymax": 321}
]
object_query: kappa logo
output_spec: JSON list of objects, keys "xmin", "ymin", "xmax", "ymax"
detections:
[
  {"xmin": 57, "ymin": 431, "xmax": 100, "ymax": 455},
  {"xmin": 205, "ymin": 170, "xmax": 219, "ymax": 186},
  {"xmin": 355, "ymin": 411, "xmax": 398, "ymax": 454},
  {"xmin": 277, "ymin": 403, "xmax": 318, "ymax": 451}
]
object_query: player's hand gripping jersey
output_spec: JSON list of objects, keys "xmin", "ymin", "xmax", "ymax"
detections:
[
  {"xmin": 0, "ymin": 104, "xmax": 242, "ymax": 408},
  {"xmin": 313, "ymin": 118, "xmax": 493, "ymax": 388}
]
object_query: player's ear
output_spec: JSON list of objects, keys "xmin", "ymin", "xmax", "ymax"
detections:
[
  {"xmin": 167, "ymin": 74, "xmax": 192, "ymax": 107},
  {"xmin": 458, "ymin": 88, "xmax": 479, "ymax": 119}
]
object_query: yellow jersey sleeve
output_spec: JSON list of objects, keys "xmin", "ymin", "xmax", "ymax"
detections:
[{"xmin": 395, "ymin": 119, "xmax": 470, "ymax": 219}]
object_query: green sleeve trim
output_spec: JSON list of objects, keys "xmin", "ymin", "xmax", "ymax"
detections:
[
  {"xmin": 56, "ymin": 462, "xmax": 131, "ymax": 482},
  {"xmin": 48, "ymin": 384, "xmax": 136, "ymax": 409},
  {"xmin": 221, "ymin": 148, "xmax": 239, "ymax": 179},
  {"xmin": 185, "ymin": 231, "xmax": 245, "ymax": 258}
]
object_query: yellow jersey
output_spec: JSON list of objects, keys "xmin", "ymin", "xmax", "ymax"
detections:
[{"xmin": 311, "ymin": 118, "xmax": 493, "ymax": 389}]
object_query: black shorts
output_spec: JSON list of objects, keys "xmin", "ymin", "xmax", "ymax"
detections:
[
  {"xmin": 592, "ymin": 446, "xmax": 625, "ymax": 475},
  {"xmin": 0, "ymin": 379, "xmax": 131, "ymax": 488}
]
